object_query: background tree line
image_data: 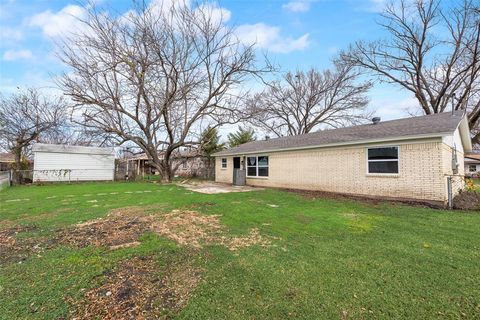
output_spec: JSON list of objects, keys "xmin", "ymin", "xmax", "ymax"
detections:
[{"xmin": 1, "ymin": 0, "xmax": 478, "ymax": 181}]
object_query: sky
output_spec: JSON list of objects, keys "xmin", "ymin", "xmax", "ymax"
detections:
[{"xmin": 0, "ymin": 0, "xmax": 423, "ymax": 126}]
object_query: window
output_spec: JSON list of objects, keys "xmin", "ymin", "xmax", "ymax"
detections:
[
  {"xmin": 469, "ymin": 165, "xmax": 477, "ymax": 172},
  {"xmin": 247, "ymin": 156, "xmax": 269, "ymax": 177},
  {"xmin": 221, "ymin": 158, "xmax": 227, "ymax": 169},
  {"xmin": 367, "ymin": 147, "xmax": 399, "ymax": 174}
]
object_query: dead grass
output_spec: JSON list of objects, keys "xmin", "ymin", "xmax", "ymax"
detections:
[
  {"xmin": 0, "ymin": 225, "xmax": 51, "ymax": 264},
  {"xmin": 54, "ymin": 206, "xmax": 276, "ymax": 253},
  {"xmin": 152, "ymin": 209, "xmax": 274, "ymax": 251},
  {"xmin": 58, "ymin": 207, "xmax": 155, "ymax": 250},
  {"xmin": 70, "ymin": 256, "xmax": 201, "ymax": 320}
]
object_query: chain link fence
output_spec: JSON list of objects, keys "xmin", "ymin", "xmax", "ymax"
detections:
[{"xmin": 446, "ymin": 174, "xmax": 467, "ymax": 209}]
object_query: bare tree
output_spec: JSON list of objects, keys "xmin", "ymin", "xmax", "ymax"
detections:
[
  {"xmin": 57, "ymin": 1, "xmax": 271, "ymax": 182},
  {"xmin": 0, "ymin": 88, "xmax": 65, "ymax": 172},
  {"xmin": 247, "ymin": 62, "xmax": 372, "ymax": 137},
  {"xmin": 342, "ymin": 0, "xmax": 480, "ymax": 144}
]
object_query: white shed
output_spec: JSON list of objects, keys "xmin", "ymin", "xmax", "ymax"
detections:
[{"xmin": 32, "ymin": 144, "xmax": 115, "ymax": 182}]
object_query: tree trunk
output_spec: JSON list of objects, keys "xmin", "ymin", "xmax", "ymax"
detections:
[
  {"xmin": 13, "ymin": 145, "xmax": 22, "ymax": 184},
  {"xmin": 151, "ymin": 158, "xmax": 174, "ymax": 183}
]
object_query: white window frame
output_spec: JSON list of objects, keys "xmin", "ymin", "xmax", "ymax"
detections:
[
  {"xmin": 221, "ymin": 158, "xmax": 227, "ymax": 169},
  {"xmin": 366, "ymin": 146, "xmax": 400, "ymax": 175},
  {"xmin": 246, "ymin": 155, "xmax": 269, "ymax": 178}
]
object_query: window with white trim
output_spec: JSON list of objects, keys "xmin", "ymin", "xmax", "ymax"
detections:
[
  {"xmin": 469, "ymin": 165, "xmax": 477, "ymax": 172},
  {"xmin": 247, "ymin": 156, "xmax": 269, "ymax": 177},
  {"xmin": 221, "ymin": 158, "xmax": 227, "ymax": 169},
  {"xmin": 367, "ymin": 147, "xmax": 399, "ymax": 174}
]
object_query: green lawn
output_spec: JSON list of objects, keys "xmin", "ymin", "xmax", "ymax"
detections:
[{"xmin": 0, "ymin": 182, "xmax": 479, "ymax": 319}]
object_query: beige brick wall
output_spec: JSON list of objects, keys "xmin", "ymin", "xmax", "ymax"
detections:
[
  {"xmin": 215, "ymin": 156, "xmax": 233, "ymax": 183},
  {"xmin": 215, "ymin": 138, "xmax": 467, "ymax": 203},
  {"xmin": 441, "ymin": 143, "xmax": 465, "ymax": 198}
]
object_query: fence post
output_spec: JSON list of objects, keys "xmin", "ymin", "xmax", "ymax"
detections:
[{"xmin": 447, "ymin": 176, "xmax": 453, "ymax": 210}]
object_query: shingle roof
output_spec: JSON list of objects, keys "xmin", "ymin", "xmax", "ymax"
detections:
[
  {"xmin": 466, "ymin": 153, "xmax": 480, "ymax": 161},
  {"xmin": 0, "ymin": 153, "xmax": 14, "ymax": 163},
  {"xmin": 213, "ymin": 111, "xmax": 466, "ymax": 156}
]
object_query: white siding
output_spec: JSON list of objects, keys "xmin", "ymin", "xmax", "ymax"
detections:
[
  {"xmin": 33, "ymin": 151, "xmax": 114, "ymax": 182},
  {"xmin": 442, "ymin": 128, "xmax": 464, "ymax": 154}
]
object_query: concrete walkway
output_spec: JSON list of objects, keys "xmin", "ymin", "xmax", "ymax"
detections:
[{"xmin": 178, "ymin": 181, "xmax": 260, "ymax": 194}]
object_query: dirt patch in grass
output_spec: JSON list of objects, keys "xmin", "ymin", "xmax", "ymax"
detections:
[
  {"xmin": 71, "ymin": 255, "xmax": 201, "ymax": 320},
  {"xmin": 284, "ymin": 188, "xmax": 444, "ymax": 209},
  {"xmin": 57, "ymin": 207, "xmax": 155, "ymax": 250},
  {"xmin": 453, "ymin": 191, "xmax": 480, "ymax": 210},
  {"xmin": 152, "ymin": 209, "xmax": 275, "ymax": 250},
  {"xmin": 58, "ymin": 207, "xmax": 275, "ymax": 252},
  {"xmin": 0, "ymin": 225, "xmax": 52, "ymax": 264}
]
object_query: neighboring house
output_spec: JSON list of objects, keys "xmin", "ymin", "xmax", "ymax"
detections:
[
  {"xmin": 32, "ymin": 144, "xmax": 115, "ymax": 182},
  {"xmin": 122, "ymin": 148, "xmax": 213, "ymax": 179},
  {"xmin": 213, "ymin": 111, "xmax": 472, "ymax": 204},
  {"xmin": 0, "ymin": 153, "xmax": 14, "ymax": 171},
  {"xmin": 465, "ymin": 153, "xmax": 480, "ymax": 177}
]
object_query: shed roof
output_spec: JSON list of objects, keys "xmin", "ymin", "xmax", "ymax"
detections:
[
  {"xmin": 213, "ymin": 111, "xmax": 469, "ymax": 156},
  {"xmin": 32, "ymin": 143, "xmax": 115, "ymax": 155}
]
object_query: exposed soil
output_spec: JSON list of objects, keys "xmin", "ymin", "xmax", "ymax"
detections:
[
  {"xmin": 58, "ymin": 207, "xmax": 155, "ymax": 250},
  {"xmin": 71, "ymin": 255, "xmax": 201, "ymax": 320},
  {"xmin": 55, "ymin": 206, "xmax": 275, "ymax": 252},
  {"xmin": 453, "ymin": 191, "xmax": 480, "ymax": 210},
  {"xmin": 283, "ymin": 188, "xmax": 444, "ymax": 209},
  {"xmin": 0, "ymin": 225, "xmax": 52, "ymax": 264}
]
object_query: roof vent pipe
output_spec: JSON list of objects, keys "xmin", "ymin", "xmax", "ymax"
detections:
[
  {"xmin": 451, "ymin": 92, "xmax": 456, "ymax": 115},
  {"xmin": 265, "ymin": 136, "xmax": 270, "ymax": 141},
  {"xmin": 372, "ymin": 117, "xmax": 381, "ymax": 125}
]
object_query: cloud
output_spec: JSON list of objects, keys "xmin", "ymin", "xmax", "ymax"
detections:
[
  {"xmin": 1, "ymin": 27, "xmax": 23, "ymax": 41},
  {"xmin": 196, "ymin": 3, "xmax": 231, "ymax": 24},
  {"xmin": 3, "ymin": 49, "xmax": 32, "ymax": 61},
  {"xmin": 27, "ymin": 5, "xmax": 87, "ymax": 38},
  {"xmin": 236, "ymin": 23, "xmax": 309, "ymax": 53},
  {"xmin": 282, "ymin": 1, "xmax": 310, "ymax": 13}
]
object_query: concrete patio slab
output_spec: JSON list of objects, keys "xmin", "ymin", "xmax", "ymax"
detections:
[{"xmin": 178, "ymin": 181, "xmax": 261, "ymax": 194}]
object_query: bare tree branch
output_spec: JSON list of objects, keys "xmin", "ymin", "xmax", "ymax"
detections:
[
  {"xmin": 342, "ymin": 0, "xmax": 480, "ymax": 146},
  {"xmin": 246, "ymin": 61, "xmax": 372, "ymax": 137},
  {"xmin": 57, "ymin": 1, "xmax": 272, "ymax": 181}
]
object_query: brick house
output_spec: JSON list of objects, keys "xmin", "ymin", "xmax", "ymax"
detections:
[
  {"xmin": 121, "ymin": 148, "xmax": 213, "ymax": 179},
  {"xmin": 465, "ymin": 154, "xmax": 480, "ymax": 177},
  {"xmin": 0, "ymin": 153, "xmax": 14, "ymax": 171},
  {"xmin": 213, "ymin": 111, "xmax": 472, "ymax": 204}
]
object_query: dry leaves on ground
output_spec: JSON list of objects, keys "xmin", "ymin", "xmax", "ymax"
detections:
[
  {"xmin": 152, "ymin": 209, "xmax": 275, "ymax": 251},
  {"xmin": 71, "ymin": 256, "xmax": 201, "ymax": 320},
  {"xmin": 58, "ymin": 206, "xmax": 160, "ymax": 250},
  {"xmin": 0, "ymin": 225, "xmax": 51, "ymax": 264},
  {"xmin": 59, "ymin": 207, "xmax": 276, "ymax": 252}
]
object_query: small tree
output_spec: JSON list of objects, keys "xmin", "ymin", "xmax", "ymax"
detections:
[
  {"xmin": 0, "ymin": 88, "xmax": 65, "ymax": 177},
  {"xmin": 228, "ymin": 126, "xmax": 256, "ymax": 147},
  {"xmin": 247, "ymin": 62, "xmax": 372, "ymax": 137},
  {"xmin": 200, "ymin": 127, "xmax": 225, "ymax": 157}
]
